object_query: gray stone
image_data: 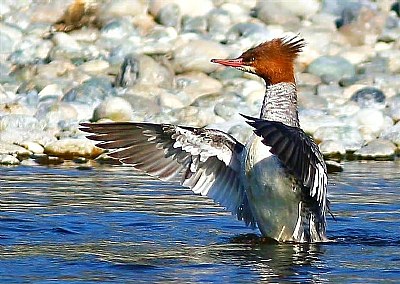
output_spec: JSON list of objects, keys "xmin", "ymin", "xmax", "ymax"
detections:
[
  {"xmin": 93, "ymin": 97, "xmax": 134, "ymax": 122},
  {"xmin": 0, "ymin": 154, "xmax": 20, "ymax": 165},
  {"xmin": 380, "ymin": 122, "xmax": 400, "ymax": 146},
  {"xmin": 156, "ymin": 3, "xmax": 181, "ymax": 28},
  {"xmin": 355, "ymin": 108, "xmax": 391, "ymax": 140},
  {"xmin": 307, "ymin": 56, "xmax": 356, "ymax": 81},
  {"xmin": 62, "ymin": 78, "xmax": 115, "ymax": 105},
  {"xmin": 182, "ymin": 16, "xmax": 207, "ymax": 34},
  {"xmin": 325, "ymin": 160, "xmax": 344, "ymax": 173},
  {"xmin": 173, "ymin": 40, "xmax": 229, "ymax": 73},
  {"xmin": 354, "ymin": 139, "xmax": 396, "ymax": 160},
  {"xmin": 350, "ymin": 87, "xmax": 385, "ymax": 108},
  {"xmin": 18, "ymin": 141, "xmax": 44, "ymax": 154},
  {"xmin": 35, "ymin": 102, "xmax": 79, "ymax": 129},
  {"xmin": 0, "ymin": 128, "xmax": 56, "ymax": 146},
  {"xmin": 313, "ymin": 126, "xmax": 364, "ymax": 152},
  {"xmin": 387, "ymin": 95, "xmax": 400, "ymax": 121},
  {"xmin": 319, "ymin": 140, "xmax": 346, "ymax": 158},
  {"xmin": 8, "ymin": 35, "xmax": 53, "ymax": 65},
  {"xmin": 0, "ymin": 114, "xmax": 44, "ymax": 131},
  {"xmin": 149, "ymin": 0, "xmax": 214, "ymax": 17},
  {"xmin": 0, "ymin": 142, "xmax": 31, "ymax": 156}
]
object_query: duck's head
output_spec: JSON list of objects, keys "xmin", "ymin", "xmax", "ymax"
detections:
[{"xmin": 211, "ymin": 35, "xmax": 305, "ymax": 85}]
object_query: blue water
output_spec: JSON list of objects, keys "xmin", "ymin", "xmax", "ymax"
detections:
[{"xmin": 0, "ymin": 161, "xmax": 399, "ymax": 283}]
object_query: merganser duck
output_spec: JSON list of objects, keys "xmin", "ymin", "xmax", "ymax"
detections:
[{"xmin": 80, "ymin": 35, "xmax": 328, "ymax": 243}]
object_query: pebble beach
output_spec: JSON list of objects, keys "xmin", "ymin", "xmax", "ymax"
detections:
[{"xmin": 0, "ymin": 0, "xmax": 399, "ymax": 168}]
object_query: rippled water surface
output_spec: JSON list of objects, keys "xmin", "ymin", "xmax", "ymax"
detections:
[{"xmin": 1, "ymin": 161, "xmax": 399, "ymax": 283}]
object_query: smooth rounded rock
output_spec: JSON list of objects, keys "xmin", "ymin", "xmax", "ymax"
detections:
[
  {"xmin": 313, "ymin": 126, "xmax": 364, "ymax": 152},
  {"xmin": 156, "ymin": 3, "xmax": 181, "ymax": 28},
  {"xmin": 319, "ymin": 140, "xmax": 346, "ymax": 158},
  {"xmin": 355, "ymin": 108, "xmax": 389, "ymax": 139},
  {"xmin": 173, "ymin": 40, "xmax": 229, "ymax": 73},
  {"xmin": 354, "ymin": 139, "xmax": 396, "ymax": 160},
  {"xmin": 62, "ymin": 78, "xmax": 115, "ymax": 105},
  {"xmin": 0, "ymin": 154, "xmax": 20, "ymax": 165},
  {"xmin": 0, "ymin": 142, "xmax": 31, "ymax": 156},
  {"xmin": 92, "ymin": 97, "xmax": 134, "ymax": 122},
  {"xmin": 307, "ymin": 56, "xmax": 356, "ymax": 81},
  {"xmin": 350, "ymin": 87, "xmax": 385, "ymax": 108},
  {"xmin": 380, "ymin": 122, "xmax": 400, "ymax": 146},
  {"xmin": 44, "ymin": 138, "xmax": 104, "ymax": 159},
  {"xmin": 18, "ymin": 141, "xmax": 44, "ymax": 154}
]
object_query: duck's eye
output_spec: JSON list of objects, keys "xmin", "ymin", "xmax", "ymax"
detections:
[{"xmin": 250, "ymin": 57, "xmax": 255, "ymax": 62}]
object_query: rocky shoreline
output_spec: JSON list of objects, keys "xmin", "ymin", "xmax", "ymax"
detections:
[{"xmin": 0, "ymin": 0, "xmax": 399, "ymax": 169}]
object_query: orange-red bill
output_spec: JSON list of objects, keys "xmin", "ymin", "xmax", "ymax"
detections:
[{"xmin": 211, "ymin": 58, "xmax": 244, "ymax": 67}]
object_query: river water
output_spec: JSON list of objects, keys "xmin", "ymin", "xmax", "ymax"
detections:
[{"xmin": 1, "ymin": 161, "xmax": 399, "ymax": 283}]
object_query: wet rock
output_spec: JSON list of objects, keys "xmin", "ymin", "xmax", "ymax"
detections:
[
  {"xmin": 307, "ymin": 55, "xmax": 355, "ymax": 81},
  {"xmin": 298, "ymin": 89, "xmax": 329, "ymax": 110},
  {"xmin": 92, "ymin": 97, "xmax": 134, "ymax": 122},
  {"xmin": 0, "ymin": 154, "xmax": 20, "ymax": 165},
  {"xmin": 18, "ymin": 141, "xmax": 44, "ymax": 154},
  {"xmin": 0, "ymin": 142, "xmax": 31, "ymax": 157},
  {"xmin": 169, "ymin": 106, "xmax": 223, "ymax": 127},
  {"xmin": 34, "ymin": 154, "xmax": 64, "ymax": 165},
  {"xmin": 319, "ymin": 140, "xmax": 346, "ymax": 159},
  {"xmin": 44, "ymin": 138, "xmax": 103, "ymax": 159},
  {"xmin": 325, "ymin": 160, "xmax": 343, "ymax": 173},
  {"xmin": 354, "ymin": 139, "xmax": 396, "ymax": 160},
  {"xmin": 173, "ymin": 40, "xmax": 229, "ymax": 73},
  {"xmin": 350, "ymin": 87, "xmax": 385, "ymax": 108}
]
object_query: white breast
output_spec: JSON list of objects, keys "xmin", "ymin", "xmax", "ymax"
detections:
[{"xmin": 243, "ymin": 135, "xmax": 302, "ymax": 242}]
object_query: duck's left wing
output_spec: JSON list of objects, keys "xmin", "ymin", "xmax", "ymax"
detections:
[
  {"xmin": 241, "ymin": 114, "xmax": 327, "ymax": 216},
  {"xmin": 80, "ymin": 122, "xmax": 255, "ymax": 227}
]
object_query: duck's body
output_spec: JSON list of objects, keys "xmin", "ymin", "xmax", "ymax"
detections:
[{"xmin": 81, "ymin": 36, "xmax": 328, "ymax": 243}]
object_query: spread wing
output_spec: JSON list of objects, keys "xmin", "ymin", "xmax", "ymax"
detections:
[
  {"xmin": 241, "ymin": 114, "xmax": 327, "ymax": 218},
  {"xmin": 80, "ymin": 122, "xmax": 256, "ymax": 227}
]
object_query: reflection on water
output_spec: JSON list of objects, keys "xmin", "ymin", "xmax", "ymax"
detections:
[{"xmin": 0, "ymin": 161, "xmax": 399, "ymax": 283}]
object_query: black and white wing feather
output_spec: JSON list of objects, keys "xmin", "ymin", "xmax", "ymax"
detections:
[
  {"xmin": 80, "ymin": 122, "xmax": 255, "ymax": 227},
  {"xmin": 241, "ymin": 115, "xmax": 327, "ymax": 219}
]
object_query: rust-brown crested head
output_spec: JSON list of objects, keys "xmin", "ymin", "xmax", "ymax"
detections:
[{"xmin": 211, "ymin": 35, "xmax": 305, "ymax": 85}]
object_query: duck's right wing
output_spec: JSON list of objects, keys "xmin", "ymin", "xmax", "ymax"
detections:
[{"xmin": 80, "ymin": 122, "xmax": 256, "ymax": 228}]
